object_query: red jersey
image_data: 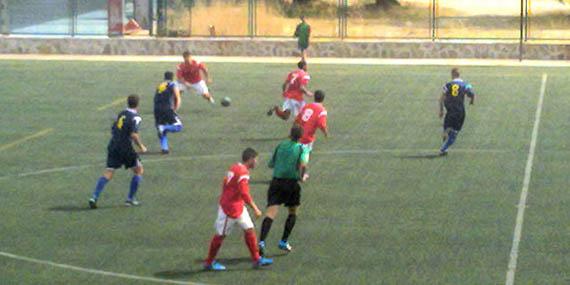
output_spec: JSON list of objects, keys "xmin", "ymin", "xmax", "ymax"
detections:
[
  {"xmin": 219, "ymin": 163, "xmax": 253, "ymax": 218},
  {"xmin": 176, "ymin": 60, "xmax": 206, "ymax": 84},
  {"xmin": 283, "ymin": 69, "xmax": 310, "ymax": 102},
  {"xmin": 295, "ymin": 103, "xmax": 327, "ymax": 144}
]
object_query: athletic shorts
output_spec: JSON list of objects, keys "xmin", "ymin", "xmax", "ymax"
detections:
[
  {"xmin": 154, "ymin": 109, "xmax": 181, "ymax": 126},
  {"xmin": 267, "ymin": 178, "xmax": 302, "ymax": 207},
  {"xmin": 214, "ymin": 206, "xmax": 254, "ymax": 236},
  {"xmin": 106, "ymin": 148, "xmax": 141, "ymax": 170},
  {"xmin": 177, "ymin": 80, "xmax": 209, "ymax": 95},
  {"xmin": 282, "ymin": 98, "xmax": 305, "ymax": 117},
  {"xmin": 444, "ymin": 111, "xmax": 466, "ymax": 132}
]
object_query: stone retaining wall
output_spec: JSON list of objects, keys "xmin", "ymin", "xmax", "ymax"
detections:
[{"xmin": 1, "ymin": 37, "xmax": 569, "ymax": 60}]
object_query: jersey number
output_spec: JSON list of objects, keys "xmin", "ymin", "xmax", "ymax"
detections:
[
  {"xmin": 451, "ymin": 84, "xmax": 460, "ymax": 97},
  {"xmin": 301, "ymin": 109, "xmax": 314, "ymax": 122},
  {"xmin": 225, "ymin": 171, "xmax": 235, "ymax": 185},
  {"xmin": 117, "ymin": 115, "xmax": 126, "ymax": 130}
]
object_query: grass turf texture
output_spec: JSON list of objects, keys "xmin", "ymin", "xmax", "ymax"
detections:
[{"xmin": 0, "ymin": 61, "xmax": 568, "ymax": 284}]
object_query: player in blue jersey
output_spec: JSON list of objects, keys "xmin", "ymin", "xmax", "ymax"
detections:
[
  {"xmin": 154, "ymin": 71, "xmax": 183, "ymax": 154},
  {"xmin": 89, "ymin": 95, "xmax": 147, "ymax": 209},
  {"xmin": 439, "ymin": 68, "xmax": 475, "ymax": 156}
]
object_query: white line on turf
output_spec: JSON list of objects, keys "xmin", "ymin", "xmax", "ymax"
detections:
[
  {"xmin": 0, "ymin": 148, "xmax": 510, "ymax": 181},
  {"xmin": 97, "ymin": 98, "xmax": 125, "ymax": 111},
  {"xmin": 0, "ymin": 128, "xmax": 54, "ymax": 152},
  {"xmin": 0, "ymin": 251, "xmax": 202, "ymax": 285},
  {"xmin": 505, "ymin": 73, "xmax": 548, "ymax": 285}
]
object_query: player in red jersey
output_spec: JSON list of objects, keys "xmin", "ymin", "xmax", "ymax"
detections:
[
  {"xmin": 176, "ymin": 51, "xmax": 215, "ymax": 104},
  {"xmin": 204, "ymin": 148, "xmax": 273, "ymax": 271},
  {"xmin": 294, "ymin": 90, "xmax": 328, "ymax": 181},
  {"xmin": 268, "ymin": 60, "xmax": 313, "ymax": 121}
]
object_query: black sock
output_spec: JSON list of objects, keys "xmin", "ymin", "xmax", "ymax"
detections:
[
  {"xmin": 281, "ymin": 214, "xmax": 297, "ymax": 242},
  {"xmin": 260, "ymin": 217, "xmax": 273, "ymax": 242}
]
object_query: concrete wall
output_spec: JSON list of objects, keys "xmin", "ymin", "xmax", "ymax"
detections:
[{"xmin": 0, "ymin": 36, "xmax": 569, "ymax": 60}]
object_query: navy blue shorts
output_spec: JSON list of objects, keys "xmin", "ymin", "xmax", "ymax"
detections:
[
  {"xmin": 444, "ymin": 112, "xmax": 466, "ymax": 132},
  {"xmin": 106, "ymin": 148, "xmax": 141, "ymax": 169},
  {"xmin": 154, "ymin": 109, "xmax": 180, "ymax": 126}
]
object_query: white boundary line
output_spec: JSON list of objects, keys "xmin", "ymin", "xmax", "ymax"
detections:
[
  {"xmin": 0, "ymin": 148, "xmax": 509, "ymax": 181},
  {"xmin": 0, "ymin": 128, "xmax": 54, "ymax": 152},
  {"xmin": 2, "ymin": 54, "xmax": 570, "ymax": 67},
  {"xmin": 505, "ymin": 73, "xmax": 548, "ymax": 285},
  {"xmin": 0, "ymin": 251, "xmax": 202, "ymax": 285}
]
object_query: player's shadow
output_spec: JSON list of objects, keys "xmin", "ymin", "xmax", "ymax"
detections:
[
  {"xmin": 396, "ymin": 153, "xmax": 444, "ymax": 160},
  {"xmin": 48, "ymin": 205, "xmax": 124, "ymax": 212},
  {"xmin": 138, "ymin": 151, "xmax": 167, "ymax": 156}
]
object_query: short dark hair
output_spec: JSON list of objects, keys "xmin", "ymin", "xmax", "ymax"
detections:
[
  {"xmin": 164, "ymin": 71, "xmax": 174, "ymax": 80},
  {"xmin": 242, "ymin": 147, "xmax": 258, "ymax": 162},
  {"xmin": 182, "ymin": 51, "xmax": 191, "ymax": 58},
  {"xmin": 451, "ymin": 68, "xmax": 460, "ymax": 78},
  {"xmin": 290, "ymin": 125, "xmax": 303, "ymax": 142},
  {"xmin": 314, "ymin": 90, "xmax": 325, "ymax": 103},
  {"xmin": 297, "ymin": 60, "xmax": 307, "ymax": 70},
  {"xmin": 127, "ymin": 94, "xmax": 139, "ymax": 108}
]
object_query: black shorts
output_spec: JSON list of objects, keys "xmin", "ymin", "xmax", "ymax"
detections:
[
  {"xmin": 444, "ymin": 111, "xmax": 466, "ymax": 132},
  {"xmin": 267, "ymin": 178, "xmax": 302, "ymax": 207},
  {"xmin": 106, "ymin": 148, "xmax": 141, "ymax": 169},
  {"xmin": 154, "ymin": 109, "xmax": 180, "ymax": 126}
]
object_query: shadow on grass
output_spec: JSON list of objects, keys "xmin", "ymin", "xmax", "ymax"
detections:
[
  {"xmin": 138, "ymin": 151, "xmax": 168, "ymax": 156},
  {"xmin": 48, "ymin": 205, "xmax": 125, "ymax": 212},
  {"xmin": 154, "ymin": 253, "xmax": 287, "ymax": 279},
  {"xmin": 396, "ymin": 153, "xmax": 444, "ymax": 160}
]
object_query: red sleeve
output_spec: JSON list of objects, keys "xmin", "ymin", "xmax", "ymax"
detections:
[
  {"xmin": 199, "ymin": 62, "xmax": 207, "ymax": 71},
  {"xmin": 300, "ymin": 74, "xmax": 310, "ymax": 86},
  {"xmin": 238, "ymin": 179, "xmax": 252, "ymax": 205},
  {"xmin": 318, "ymin": 111, "xmax": 327, "ymax": 130},
  {"xmin": 176, "ymin": 64, "xmax": 184, "ymax": 79}
]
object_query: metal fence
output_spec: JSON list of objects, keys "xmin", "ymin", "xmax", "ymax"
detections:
[{"xmin": 1, "ymin": 0, "xmax": 570, "ymax": 40}]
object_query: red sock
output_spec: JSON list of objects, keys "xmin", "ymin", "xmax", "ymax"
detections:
[
  {"xmin": 205, "ymin": 235, "xmax": 224, "ymax": 265},
  {"xmin": 244, "ymin": 229, "xmax": 260, "ymax": 262}
]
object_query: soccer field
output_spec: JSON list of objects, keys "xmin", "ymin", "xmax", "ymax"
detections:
[{"xmin": 0, "ymin": 60, "xmax": 569, "ymax": 284}]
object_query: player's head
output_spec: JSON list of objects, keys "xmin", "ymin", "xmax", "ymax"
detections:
[
  {"xmin": 300, "ymin": 15, "xmax": 305, "ymax": 22},
  {"xmin": 242, "ymin": 147, "xmax": 258, "ymax": 169},
  {"xmin": 164, "ymin": 71, "xmax": 174, "ymax": 81},
  {"xmin": 290, "ymin": 125, "xmax": 304, "ymax": 142},
  {"xmin": 298, "ymin": 60, "xmax": 307, "ymax": 71},
  {"xmin": 182, "ymin": 51, "xmax": 191, "ymax": 62},
  {"xmin": 314, "ymin": 90, "xmax": 325, "ymax": 103},
  {"xmin": 451, "ymin": 68, "xmax": 460, "ymax": 79},
  {"xmin": 127, "ymin": 94, "xmax": 140, "ymax": 109}
]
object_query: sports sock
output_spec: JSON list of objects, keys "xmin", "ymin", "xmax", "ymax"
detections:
[
  {"xmin": 128, "ymin": 175, "xmax": 142, "ymax": 200},
  {"xmin": 206, "ymin": 235, "xmax": 225, "ymax": 265},
  {"xmin": 244, "ymin": 229, "xmax": 261, "ymax": 262},
  {"xmin": 164, "ymin": 124, "xmax": 183, "ymax": 133},
  {"xmin": 281, "ymin": 214, "xmax": 297, "ymax": 242},
  {"xmin": 259, "ymin": 217, "xmax": 274, "ymax": 242},
  {"xmin": 91, "ymin": 176, "xmax": 109, "ymax": 200},
  {"xmin": 440, "ymin": 130, "xmax": 458, "ymax": 153},
  {"xmin": 160, "ymin": 134, "xmax": 169, "ymax": 151}
]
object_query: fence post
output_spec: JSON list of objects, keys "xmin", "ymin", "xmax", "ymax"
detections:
[
  {"xmin": 108, "ymin": 0, "xmax": 125, "ymax": 37},
  {"xmin": 519, "ymin": 0, "xmax": 524, "ymax": 61},
  {"xmin": 0, "ymin": 0, "xmax": 8, "ymax": 35},
  {"xmin": 431, "ymin": 0, "xmax": 437, "ymax": 41},
  {"xmin": 156, "ymin": 0, "xmax": 167, "ymax": 37},
  {"xmin": 70, "ymin": 0, "xmax": 77, "ymax": 36}
]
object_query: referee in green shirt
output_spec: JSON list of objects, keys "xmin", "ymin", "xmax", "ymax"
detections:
[
  {"xmin": 294, "ymin": 15, "xmax": 311, "ymax": 61},
  {"xmin": 258, "ymin": 125, "xmax": 310, "ymax": 256}
]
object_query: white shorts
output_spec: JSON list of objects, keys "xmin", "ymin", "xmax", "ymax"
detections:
[
  {"xmin": 302, "ymin": 142, "xmax": 314, "ymax": 152},
  {"xmin": 282, "ymin": 98, "xmax": 305, "ymax": 117},
  {"xmin": 214, "ymin": 206, "xmax": 254, "ymax": 236},
  {"xmin": 177, "ymin": 80, "xmax": 209, "ymax": 96}
]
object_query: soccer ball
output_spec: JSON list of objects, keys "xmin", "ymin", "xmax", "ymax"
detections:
[{"xmin": 221, "ymin": 97, "xmax": 231, "ymax": 107}]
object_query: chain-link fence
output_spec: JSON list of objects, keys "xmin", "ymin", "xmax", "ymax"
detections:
[{"xmin": 1, "ymin": 0, "xmax": 570, "ymax": 40}]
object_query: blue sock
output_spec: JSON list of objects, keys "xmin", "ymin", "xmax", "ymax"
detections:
[
  {"xmin": 440, "ymin": 130, "xmax": 458, "ymax": 153},
  {"xmin": 91, "ymin": 176, "xmax": 109, "ymax": 200},
  {"xmin": 164, "ymin": 124, "xmax": 183, "ymax": 133},
  {"xmin": 160, "ymin": 134, "xmax": 169, "ymax": 151},
  {"xmin": 128, "ymin": 175, "xmax": 142, "ymax": 201}
]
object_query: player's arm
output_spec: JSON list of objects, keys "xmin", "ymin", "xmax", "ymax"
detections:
[
  {"xmin": 466, "ymin": 84, "xmax": 475, "ymax": 105},
  {"xmin": 282, "ymin": 82, "xmax": 288, "ymax": 92},
  {"xmin": 438, "ymin": 93, "xmax": 445, "ymax": 118},
  {"xmin": 131, "ymin": 132, "xmax": 147, "ymax": 153},
  {"xmin": 173, "ymin": 85, "xmax": 181, "ymax": 111},
  {"xmin": 239, "ymin": 179, "xmax": 262, "ymax": 218},
  {"xmin": 319, "ymin": 116, "xmax": 329, "ymax": 138},
  {"xmin": 200, "ymin": 65, "xmax": 212, "ymax": 84},
  {"xmin": 301, "ymin": 85, "xmax": 314, "ymax": 97},
  {"xmin": 268, "ymin": 147, "xmax": 278, "ymax": 169}
]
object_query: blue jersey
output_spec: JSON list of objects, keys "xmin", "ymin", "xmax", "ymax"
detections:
[
  {"xmin": 154, "ymin": 81, "xmax": 177, "ymax": 113},
  {"xmin": 442, "ymin": 79, "xmax": 475, "ymax": 114},
  {"xmin": 108, "ymin": 109, "xmax": 141, "ymax": 152}
]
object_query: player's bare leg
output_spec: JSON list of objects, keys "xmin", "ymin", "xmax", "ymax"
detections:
[
  {"xmin": 202, "ymin": 92, "xmax": 215, "ymax": 104},
  {"xmin": 273, "ymin": 107, "xmax": 291, "ymax": 120},
  {"xmin": 258, "ymin": 205, "xmax": 280, "ymax": 256}
]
